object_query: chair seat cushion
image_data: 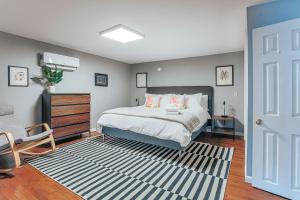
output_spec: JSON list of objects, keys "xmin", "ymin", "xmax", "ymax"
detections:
[
  {"xmin": 14, "ymin": 130, "xmax": 53, "ymax": 144},
  {"xmin": 0, "ymin": 144, "xmax": 10, "ymax": 151},
  {"xmin": 0, "ymin": 152, "xmax": 16, "ymax": 169},
  {"xmin": 0, "ymin": 151, "xmax": 24, "ymax": 169}
]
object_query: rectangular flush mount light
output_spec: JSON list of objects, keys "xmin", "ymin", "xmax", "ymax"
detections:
[{"xmin": 100, "ymin": 24, "xmax": 144, "ymax": 43}]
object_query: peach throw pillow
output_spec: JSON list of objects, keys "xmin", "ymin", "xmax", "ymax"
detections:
[{"xmin": 145, "ymin": 94, "xmax": 160, "ymax": 108}]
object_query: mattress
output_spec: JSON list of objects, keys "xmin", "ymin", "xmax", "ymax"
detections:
[{"xmin": 97, "ymin": 106, "xmax": 210, "ymax": 147}]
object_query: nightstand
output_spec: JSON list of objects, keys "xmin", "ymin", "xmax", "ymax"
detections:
[{"xmin": 211, "ymin": 115, "xmax": 236, "ymax": 139}]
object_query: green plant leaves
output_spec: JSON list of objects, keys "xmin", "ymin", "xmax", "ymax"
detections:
[{"xmin": 43, "ymin": 66, "xmax": 64, "ymax": 85}]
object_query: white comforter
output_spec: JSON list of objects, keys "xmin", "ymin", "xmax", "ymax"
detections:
[{"xmin": 97, "ymin": 106, "xmax": 210, "ymax": 147}]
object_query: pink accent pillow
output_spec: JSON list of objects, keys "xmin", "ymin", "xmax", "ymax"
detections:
[
  {"xmin": 145, "ymin": 94, "xmax": 160, "ymax": 108},
  {"xmin": 170, "ymin": 95, "xmax": 185, "ymax": 109}
]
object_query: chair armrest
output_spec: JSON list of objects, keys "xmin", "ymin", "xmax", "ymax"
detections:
[
  {"xmin": 25, "ymin": 123, "xmax": 51, "ymax": 136},
  {"xmin": 0, "ymin": 132, "xmax": 15, "ymax": 148},
  {"xmin": 0, "ymin": 131, "xmax": 21, "ymax": 168}
]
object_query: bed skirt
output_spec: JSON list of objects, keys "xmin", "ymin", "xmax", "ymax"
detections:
[{"xmin": 101, "ymin": 123, "xmax": 207, "ymax": 151}]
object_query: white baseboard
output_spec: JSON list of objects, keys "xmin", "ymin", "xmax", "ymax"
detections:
[
  {"xmin": 90, "ymin": 127, "xmax": 96, "ymax": 132},
  {"xmin": 245, "ymin": 175, "xmax": 252, "ymax": 183}
]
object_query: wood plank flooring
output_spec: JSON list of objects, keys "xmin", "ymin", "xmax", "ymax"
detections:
[{"xmin": 0, "ymin": 132, "xmax": 286, "ymax": 200}]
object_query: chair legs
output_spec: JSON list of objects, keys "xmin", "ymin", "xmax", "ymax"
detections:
[
  {"xmin": 49, "ymin": 134, "xmax": 56, "ymax": 153},
  {"xmin": 12, "ymin": 150, "xmax": 21, "ymax": 168},
  {"xmin": 178, "ymin": 150, "xmax": 183, "ymax": 158},
  {"xmin": 0, "ymin": 124, "xmax": 57, "ymax": 174},
  {"xmin": 19, "ymin": 135, "xmax": 56, "ymax": 156},
  {"xmin": 0, "ymin": 168, "xmax": 13, "ymax": 174}
]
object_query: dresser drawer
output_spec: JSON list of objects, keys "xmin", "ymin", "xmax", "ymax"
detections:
[
  {"xmin": 53, "ymin": 122, "xmax": 90, "ymax": 138},
  {"xmin": 51, "ymin": 95, "xmax": 90, "ymax": 106},
  {"xmin": 51, "ymin": 104, "xmax": 90, "ymax": 117},
  {"xmin": 51, "ymin": 113, "xmax": 90, "ymax": 128}
]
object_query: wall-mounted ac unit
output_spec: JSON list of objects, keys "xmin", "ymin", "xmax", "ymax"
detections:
[{"xmin": 40, "ymin": 52, "xmax": 80, "ymax": 71}]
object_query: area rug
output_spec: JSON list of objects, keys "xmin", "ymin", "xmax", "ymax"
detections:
[{"xmin": 27, "ymin": 136, "xmax": 234, "ymax": 200}]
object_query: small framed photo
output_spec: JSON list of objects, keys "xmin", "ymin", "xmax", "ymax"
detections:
[
  {"xmin": 216, "ymin": 65, "xmax": 234, "ymax": 86},
  {"xmin": 136, "ymin": 72, "xmax": 147, "ymax": 88},
  {"xmin": 95, "ymin": 73, "xmax": 108, "ymax": 87},
  {"xmin": 8, "ymin": 66, "xmax": 29, "ymax": 87}
]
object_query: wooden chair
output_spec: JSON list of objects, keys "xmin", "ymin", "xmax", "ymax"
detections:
[{"xmin": 0, "ymin": 105, "xmax": 56, "ymax": 174}]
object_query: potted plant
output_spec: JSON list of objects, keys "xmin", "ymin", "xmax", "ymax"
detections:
[{"xmin": 43, "ymin": 66, "xmax": 63, "ymax": 93}]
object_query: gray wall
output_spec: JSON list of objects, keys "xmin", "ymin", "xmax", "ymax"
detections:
[
  {"xmin": 0, "ymin": 31, "xmax": 244, "ymax": 134},
  {"xmin": 0, "ymin": 31, "xmax": 131, "ymax": 129},
  {"xmin": 130, "ymin": 52, "xmax": 244, "ymax": 132}
]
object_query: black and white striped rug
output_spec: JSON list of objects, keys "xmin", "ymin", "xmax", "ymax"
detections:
[{"xmin": 27, "ymin": 136, "xmax": 234, "ymax": 200}]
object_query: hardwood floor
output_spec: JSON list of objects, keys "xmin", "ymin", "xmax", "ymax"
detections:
[
  {"xmin": 195, "ymin": 133, "xmax": 286, "ymax": 200},
  {"xmin": 0, "ymin": 132, "xmax": 285, "ymax": 200}
]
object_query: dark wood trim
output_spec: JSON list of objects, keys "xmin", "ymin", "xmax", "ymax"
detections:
[
  {"xmin": 136, "ymin": 72, "xmax": 147, "ymax": 88},
  {"xmin": 8, "ymin": 66, "xmax": 29, "ymax": 87},
  {"xmin": 215, "ymin": 65, "xmax": 234, "ymax": 86}
]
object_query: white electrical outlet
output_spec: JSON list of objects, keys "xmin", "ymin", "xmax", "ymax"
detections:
[{"xmin": 234, "ymin": 91, "xmax": 238, "ymax": 97}]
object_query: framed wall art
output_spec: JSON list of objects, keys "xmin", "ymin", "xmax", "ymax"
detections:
[
  {"xmin": 215, "ymin": 65, "xmax": 234, "ymax": 86},
  {"xmin": 95, "ymin": 73, "xmax": 108, "ymax": 87},
  {"xmin": 136, "ymin": 72, "xmax": 147, "ymax": 88},
  {"xmin": 8, "ymin": 66, "xmax": 29, "ymax": 87}
]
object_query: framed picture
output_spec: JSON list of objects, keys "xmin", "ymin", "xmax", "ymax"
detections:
[
  {"xmin": 8, "ymin": 66, "xmax": 29, "ymax": 87},
  {"xmin": 216, "ymin": 65, "xmax": 234, "ymax": 86},
  {"xmin": 95, "ymin": 73, "xmax": 108, "ymax": 87},
  {"xmin": 136, "ymin": 72, "xmax": 147, "ymax": 88}
]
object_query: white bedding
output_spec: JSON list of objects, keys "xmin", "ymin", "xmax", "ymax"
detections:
[{"xmin": 97, "ymin": 106, "xmax": 210, "ymax": 147}]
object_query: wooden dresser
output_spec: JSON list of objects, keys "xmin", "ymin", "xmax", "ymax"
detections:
[{"xmin": 42, "ymin": 93, "xmax": 91, "ymax": 141}]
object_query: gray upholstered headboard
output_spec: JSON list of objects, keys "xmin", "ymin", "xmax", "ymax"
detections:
[{"xmin": 146, "ymin": 86, "xmax": 214, "ymax": 117}]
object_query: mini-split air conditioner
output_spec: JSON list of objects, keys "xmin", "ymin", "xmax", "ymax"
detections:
[{"xmin": 40, "ymin": 52, "xmax": 80, "ymax": 71}]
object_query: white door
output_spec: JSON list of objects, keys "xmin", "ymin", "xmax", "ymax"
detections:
[{"xmin": 253, "ymin": 18, "xmax": 300, "ymax": 199}]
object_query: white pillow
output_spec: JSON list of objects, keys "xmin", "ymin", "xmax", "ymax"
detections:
[
  {"xmin": 160, "ymin": 94, "xmax": 172, "ymax": 108},
  {"xmin": 185, "ymin": 93, "xmax": 202, "ymax": 109},
  {"xmin": 201, "ymin": 95, "xmax": 209, "ymax": 111}
]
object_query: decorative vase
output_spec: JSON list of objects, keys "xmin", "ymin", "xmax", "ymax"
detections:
[{"xmin": 47, "ymin": 85, "xmax": 55, "ymax": 93}]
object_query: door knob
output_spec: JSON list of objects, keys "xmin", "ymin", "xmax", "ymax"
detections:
[{"xmin": 256, "ymin": 119, "xmax": 263, "ymax": 125}]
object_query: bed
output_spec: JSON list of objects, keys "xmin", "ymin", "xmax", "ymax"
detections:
[{"xmin": 97, "ymin": 86, "xmax": 214, "ymax": 151}]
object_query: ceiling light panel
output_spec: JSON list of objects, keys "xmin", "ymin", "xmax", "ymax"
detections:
[{"xmin": 100, "ymin": 24, "xmax": 144, "ymax": 43}]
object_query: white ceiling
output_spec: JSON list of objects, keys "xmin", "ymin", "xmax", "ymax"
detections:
[{"xmin": 0, "ymin": 0, "xmax": 268, "ymax": 64}]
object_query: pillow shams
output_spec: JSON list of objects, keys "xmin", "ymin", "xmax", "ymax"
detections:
[
  {"xmin": 185, "ymin": 93, "xmax": 202, "ymax": 108},
  {"xmin": 201, "ymin": 95, "xmax": 209, "ymax": 111}
]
